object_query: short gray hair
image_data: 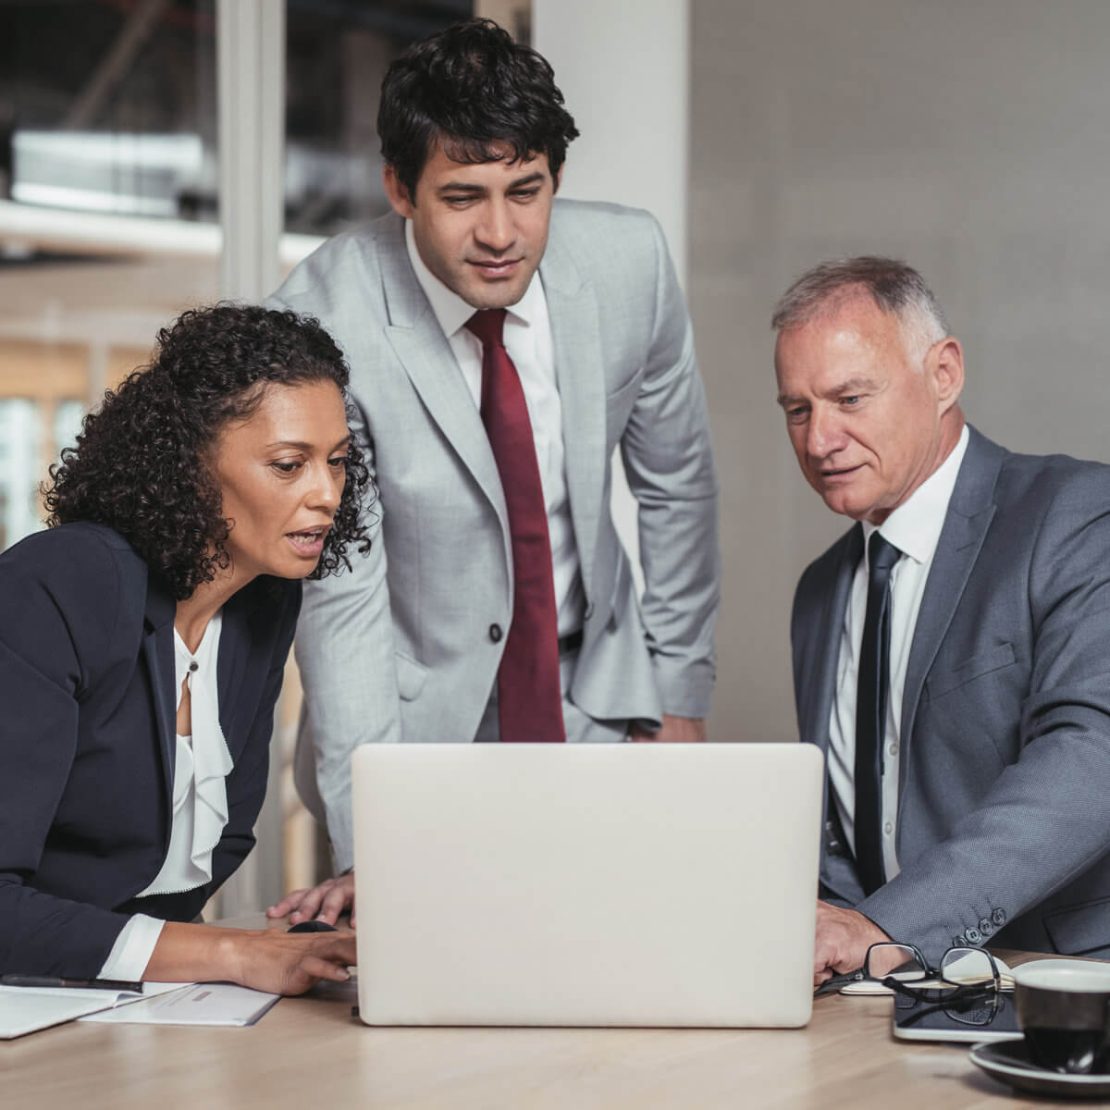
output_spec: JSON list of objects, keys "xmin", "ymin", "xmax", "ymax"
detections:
[{"xmin": 771, "ymin": 257, "xmax": 949, "ymax": 361}]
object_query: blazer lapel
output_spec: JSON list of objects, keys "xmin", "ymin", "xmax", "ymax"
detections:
[
  {"xmin": 377, "ymin": 218, "xmax": 509, "ymax": 539},
  {"xmin": 540, "ymin": 232, "xmax": 606, "ymax": 602},
  {"xmin": 800, "ymin": 525, "xmax": 863, "ymax": 901},
  {"xmin": 801, "ymin": 525, "xmax": 862, "ymax": 752},
  {"xmin": 899, "ymin": 427, "xmax": 1005, "ymax": 778},
  {"xmin": 141, "ymin": 575, "xmax": 177, "ymax": 818},
  {"xmin": 217, "ymin": 581, "xmax": 272, "ymax": 763}
]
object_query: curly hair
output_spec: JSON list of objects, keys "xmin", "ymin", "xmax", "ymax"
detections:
[
  {"xmin": 379, "ymin": 18, "xmax": 580, "ymax": 198},
  {"xmin": 44, "ymin": 303, "xmax": 372, "ymax": 600}
]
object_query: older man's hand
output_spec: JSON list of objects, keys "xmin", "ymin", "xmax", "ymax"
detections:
[{"xmin": 813, "ymin": 900, "xmax": 890, "ymax": 988}]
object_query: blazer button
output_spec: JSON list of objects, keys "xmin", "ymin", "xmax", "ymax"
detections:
[
  {"xmin": 992, "ymin": 908, "xmax": 1007, "ymax": 926},
  {"xmin": 966, "ymin": 927, "xmax": 982, "ymax": 944},
  {"xmin": 489, "ymin": 623, "xmax": 504, "ymax": 643},
  {"xmin": 978, "ymin": 918, "xmax": 994, "ymax": 936}
]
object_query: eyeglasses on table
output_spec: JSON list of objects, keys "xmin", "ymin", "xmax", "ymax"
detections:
[
  {"xmin": 815, "ymin": 942, "xmax": 1010, "ymax": 997},
  {"xmin": 863, "ymin": 941, "xmax": 1006, "ymax": 1001}
]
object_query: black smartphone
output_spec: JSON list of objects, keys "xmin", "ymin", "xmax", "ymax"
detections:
[{"xmin": 892, "ymin": 988, "xmax": 1021, "ymax": 1044}]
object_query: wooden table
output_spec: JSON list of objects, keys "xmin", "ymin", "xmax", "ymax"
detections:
[{"xmin": 1, "ymin": 940, "xmax": 1082, "ymax": 1109}]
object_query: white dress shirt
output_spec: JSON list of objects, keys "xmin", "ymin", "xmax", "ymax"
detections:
[
  {"xmin": 99, "ymin": 612, "xmax": 232, "ymax": 980},
  {"xmin": 404, "ymin": 221, "xmax": 585, "ymax": 636},
  {"xmin": 827, "ymin": 426, "xmax": 969, "ymax": 880}
]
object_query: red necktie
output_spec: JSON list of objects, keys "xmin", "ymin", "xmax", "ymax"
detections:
[{"xmin": 466, "ymin": 309, "xmax": 565, "ymax": 742}]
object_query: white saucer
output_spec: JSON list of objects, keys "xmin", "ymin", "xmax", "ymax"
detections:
[{"xmin": 970, "ymin": 1039, "xmax": 1110, "ymax": 1098}]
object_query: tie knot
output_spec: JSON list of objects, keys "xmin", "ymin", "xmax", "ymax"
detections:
[
  {"xmin": 465, "ymin": 308, "xmax": 508, "ymax": 350},
  {"xmin": 867, "ymin": 531, "xmax": 901, "ymax": 578}
]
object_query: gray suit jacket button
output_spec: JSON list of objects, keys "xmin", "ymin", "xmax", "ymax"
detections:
[
  {"xmin": 952, "ymin": 934, "xmax": 966, "ymax": 947},
  {"xmin": 966, "ymin": 927, "xmax": 983, "ymax": 944},
  {"xmin": 992, "ymin": 908, "xmax": 1006, "ymax": 926},
  {"xmin": 978, "ymin": 918, "xmax": 994, "ymax": 935},
  {"xmin": 489, "ymin": 623, "xmax": 504, "ymax": 643}
]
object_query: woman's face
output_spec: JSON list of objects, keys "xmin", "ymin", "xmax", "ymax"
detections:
[{"xmin": 211, "ymin": 378, "xmax": 351, "ymax": 581}]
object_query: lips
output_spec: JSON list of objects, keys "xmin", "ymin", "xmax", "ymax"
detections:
[
  {"xmin": 817, "ymin": 464, "xmax": 864, "ymax": 482},
  {"xmin": 469, "ymin": 258, "xmax": 522, "ymax": 279},
  {"xmin": 286, "ymin": 526, "xmax": 330, "ymax": 557}
]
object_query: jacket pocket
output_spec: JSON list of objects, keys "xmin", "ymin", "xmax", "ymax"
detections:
[
  {"xmin": 395, "ymin": 650, "xmax": 428, "ymax": 702},
  {"xmin": 1044, "ymin": 896, "xmax": 1110, "ymax": 956},
  {"xmin": 925, "ymin": 642, "xmax": 1016, "ymax": 700}
]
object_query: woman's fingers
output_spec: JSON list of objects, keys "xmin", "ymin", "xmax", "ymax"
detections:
[{"xmin": 238, "ymin": 930, "xmax": 357, "ymax": 995}]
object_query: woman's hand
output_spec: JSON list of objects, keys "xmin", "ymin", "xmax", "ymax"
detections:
[
  {"xmin": 224, "ymin": 927, "xmax": 357, "ymax": 996},
  {"xmin": 266, "ymin": 871, "xmax": 356, "ymax": 928},
  {"xmin": 144, "ymin": 921, "xmax": 356, "ymax": 996}
]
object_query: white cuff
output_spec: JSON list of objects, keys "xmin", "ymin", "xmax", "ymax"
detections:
[{"xmin": 98, "ymin": 915, "xmax": 166, "ymax": 981}]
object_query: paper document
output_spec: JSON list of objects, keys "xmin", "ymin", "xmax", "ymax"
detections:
[{"xmin": 81, "ymin": 982, "xmax": 279, "ymax": 1026}]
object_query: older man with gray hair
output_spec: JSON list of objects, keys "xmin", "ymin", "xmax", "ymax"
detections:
[{"xmin": 773, "ymin": 256, "xmax": 1110, "ymax": 986}]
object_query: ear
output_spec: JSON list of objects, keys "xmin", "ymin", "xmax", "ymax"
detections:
[
  {"xmin": 382, "ymin": 164, "xmax": 415, "ymax": 219},
  {"xmin": 927, "ymin": 336, "xmax": 965, "ymax": 414}
]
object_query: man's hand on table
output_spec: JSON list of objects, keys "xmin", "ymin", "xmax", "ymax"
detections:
[
  {"xmin": 813, "ymin": 900, "xmax": 890, "ymax": 988},
  {"xmin": 267, "ymin": 871, "xmax": 357, "ymax": 928},
  {"xmin": 629, "ymin": 715, "xmax": 707, "ymax": 742}
]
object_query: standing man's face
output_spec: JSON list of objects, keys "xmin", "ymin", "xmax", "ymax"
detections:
[
  {"xmin": 774, "ymin": 295, "xmax": 964, "ymax": 525},
  {"xmin": 383, "ymin": 143, "xmax": 558, "ymax": 310}
]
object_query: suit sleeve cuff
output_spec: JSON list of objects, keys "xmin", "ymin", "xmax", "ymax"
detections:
[
  {"xmin": 653, "ymin": 657, "xmax": 716, "ymax": 719},
  {"xmin": 97, "ymin": 914, "xmax": 166, "ymax": 981}
]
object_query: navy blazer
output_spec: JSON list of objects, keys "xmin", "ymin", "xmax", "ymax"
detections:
[{"xmin": 0, "ymin": 522, "xmax": 301, "ymax": 977}]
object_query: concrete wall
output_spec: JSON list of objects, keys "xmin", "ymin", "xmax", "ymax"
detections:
[
  {"xmin": 533, "ymin": 0, "xmax": 689, "ymax": 588},
  {"xmin": 691, "ymin": 0, "xmax": 1110, "ymax": 739},
  {"xmin": 533, "ymin": 0, "xmax": 688, "ymax": 276}
]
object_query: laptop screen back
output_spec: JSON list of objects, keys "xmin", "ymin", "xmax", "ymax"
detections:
[{"xmin": 353, "ymin": 742, "xmax": 823, "ymax": 1027}]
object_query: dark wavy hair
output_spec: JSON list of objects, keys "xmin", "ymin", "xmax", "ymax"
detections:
[
  {"xmin": 379, "ymin": 18, "xmax": 580, "ymax": 197},
  {"xmin": 44, "ymin": 303, "xmax": 371, "ymax": 600}
]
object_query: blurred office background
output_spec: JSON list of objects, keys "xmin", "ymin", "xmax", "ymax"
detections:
[{"xmin": 2, "ymin": 0, "xmax": 1109, "ymax": 909}]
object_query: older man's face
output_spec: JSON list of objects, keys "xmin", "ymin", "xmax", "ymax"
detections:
[{"xmin": 774, "ymin": 296, "xmax": 962, "ymax": 524}]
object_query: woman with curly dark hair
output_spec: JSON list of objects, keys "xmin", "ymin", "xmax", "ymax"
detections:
[{"xmin": 0, "ymin": 303, "xmax": 369, "ymax": 994}]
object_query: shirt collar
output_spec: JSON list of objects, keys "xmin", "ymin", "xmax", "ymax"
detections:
[
  {"xmin": 404, "ymin": 218, "xmax": 543, "ymax": 338},
  {"xmin": 863, "ymin": 424, "xmax": 970, "ymax": 565}
]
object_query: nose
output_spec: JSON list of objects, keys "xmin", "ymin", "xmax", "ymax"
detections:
[
  {"xmin": 805, "ymin": 404, "xmax": 846, "ymax": 461},
  {"xmin": 474, "ymin": 198, "xmax": 515, "ymax": 254},
  {"xmin": 306, "ymin": 461, "xmax": 343, "ymax": 517}
]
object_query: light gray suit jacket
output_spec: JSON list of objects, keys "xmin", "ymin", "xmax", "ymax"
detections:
[
  {"xmin": 792, "ymin": 426, "xmax": 1110, "ymax": 962},
  {"xmin": 271, "ymin": 200, "xmax": 720, "ymax": 867}
]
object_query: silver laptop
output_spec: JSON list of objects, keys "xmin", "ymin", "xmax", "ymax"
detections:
[{"xmin": 352, "ymin": 742, "xmax": 823, "ymax": 1028}]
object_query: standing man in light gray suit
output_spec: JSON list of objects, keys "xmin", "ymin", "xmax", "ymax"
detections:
[
  {"xmin": 266, "ymin": 19, "xmax": 719, "ymax": 920},
  {"xmin": 774, "ymin": 257, "xmax": 1110, "ymax": 984}
]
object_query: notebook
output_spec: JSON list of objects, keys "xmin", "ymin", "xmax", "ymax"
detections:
[
  {"xmin": 0, "ymin": 981, "xmax": 187, "ymax": 1039},
  {"xmin": 352, "ymin": 742, "xmax": 824, "ymax": 1027}
]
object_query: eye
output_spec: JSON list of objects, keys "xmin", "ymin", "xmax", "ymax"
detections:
[
  {"xmin": 327, "ymin": 455, "xmax": 349, "ymax": 470},
  {"xmin": 270, "ymin": 460, "xmax": 302, "ymax": 475},
  {"xmin": 443, "ymin": 195, "xmax": 475, "ymax": 208},
  {"xmin": 785, "ymin": 405, "xmax": 809, "ymax": 424},
  {"xmin": 839, "ymin": 395, "xmax": 861, "ymax": 407},
  {"xmin": 511, "ymin": 188, "xmax": 540, "ymax": 202}
]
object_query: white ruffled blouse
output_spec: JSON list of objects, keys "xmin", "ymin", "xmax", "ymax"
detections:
[{"xmin": 99, "ymin": 611, "xmax": 232, "ymax": 980}]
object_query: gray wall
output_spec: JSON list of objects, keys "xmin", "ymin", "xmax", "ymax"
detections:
[{"xmin": 691, "ymin": 0, "xmax": 1110, "ymax": 740}]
